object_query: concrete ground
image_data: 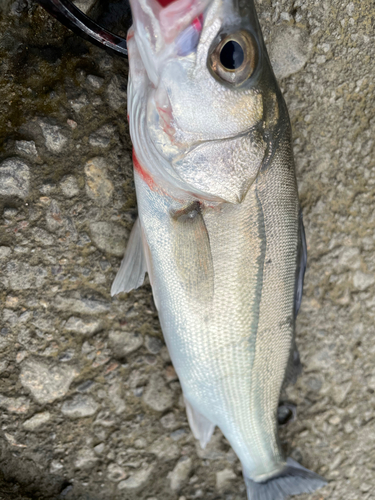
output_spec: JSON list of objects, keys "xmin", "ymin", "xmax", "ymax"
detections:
[{"xmin": 0, "ymin": 0, "xmax": 374, "ymax": 499}]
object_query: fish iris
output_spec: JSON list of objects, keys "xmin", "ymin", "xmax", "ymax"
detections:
[{"xmin": 220, "ymin": 41, "xmax": 244, "ymax": 70}]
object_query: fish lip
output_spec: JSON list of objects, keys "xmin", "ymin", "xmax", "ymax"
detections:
[{"xmin": 131, "ymin": 0, "xmax": 212, "ymax": 45}]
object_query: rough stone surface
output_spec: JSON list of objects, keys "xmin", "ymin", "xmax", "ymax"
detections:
[
  {"xmin": 60, "ymin": 175, "xmax": 80, "ymax": 198},
  {"xmin": 107, "ymin": 75, "xmax": 128, "ymax": 110},
  {"xmin": 143, "ymin": 374, "xmax": 175, "ymax": 412},
  {"xmin": 117, "ymin": 464, "xmax": 154, "ymax": 490},
  {"xmin": 268, "ymin": 25, "xmax": 313, "ymax": 79},
  {"xmin": 89, "ymin": 124, "xmax": 117, "ymax": 148},
  {"xmin": 108, "ymin": 330, "xmax": 143, "ymax": 356},
  {"xmin": 84, "ymin": 157, "xmax": 114, "ymax": 205},
  {"xmin": 168, "ymin": 457, "xmax": 192, "ymax": 491},
  {"xmin": 38, "ymin": 119, "xmax": 68, "ymax": 153},
  {"xmin": 0, "ymin": 157, "xmax": 30, "ymax": 199},
  {"xmin": 22, "ymin": 411, "xmax": 51, "ymax": 431},
  {"xmin": 20, "ymin": 359, "xmax": 78, "ymax": 404},
  {"xmin": 0, "ymin": 395, "xmax": 30, "ymax": 414},
  {"xmin": 90, "ymin": 221, "xmax": 128, "ymax": 256},
  {"xmin": 74, "ymin": 448, "xmax": 99, "ymax": 470},
  {"xmin": 64, "ymin": 316, "xmax": 103, "ymax": 336},
  {"xmin": 0, "ymin": 1, "xmax": 374, "ymax": 500},
  {"xmin": 216, "ymin": 468, "xmax": 237, "ymax": 492},
  {"xmin": 15, "ymin": 140, "xmax": 38, "ymax": 157},
  {"xmin": 61, "ymin": 395, "xmax": 99, "ymax": 418}
]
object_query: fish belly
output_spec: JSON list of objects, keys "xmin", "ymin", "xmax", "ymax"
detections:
[{"xmin": 135, "ymin": 141, "xmax": 299, "ymax": 482}]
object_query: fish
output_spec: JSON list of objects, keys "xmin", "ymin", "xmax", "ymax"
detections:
[{"xmin": 111, "ymin": 0, "xmax": 327, "ymax": 498}]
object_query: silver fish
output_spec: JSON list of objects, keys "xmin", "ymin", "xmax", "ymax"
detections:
[{"xmin": 112, "ymin": 0, "xmax": 326, "ymax": 498}]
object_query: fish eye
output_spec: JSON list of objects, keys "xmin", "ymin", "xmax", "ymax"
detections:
[
  {"xmin": 220, "ymin": 41, "xmax": 244, "ymax": 70},
  {"xmin": 209, "ymin": 30, "xmax": 258, "ymax": 86}
]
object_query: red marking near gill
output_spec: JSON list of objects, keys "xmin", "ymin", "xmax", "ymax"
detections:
[
  {"xmin": 127, "ymin": 29, "xmax": 134, "ymax": 42},
  {"xmin": 192, "ymin": 14, "xmax": 204, "ymax": 31},
  {"xmin": 133, "ymin": 149, "xmax": 156, "ymax": 190},
  {"xmin": 156, "ymin": 0, "xmax": 178, "ymax": 7}
]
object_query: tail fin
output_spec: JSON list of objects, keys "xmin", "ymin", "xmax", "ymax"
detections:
[{"xmin": 245, "ymin": 458, "xmax": 327, "ymax": 500}]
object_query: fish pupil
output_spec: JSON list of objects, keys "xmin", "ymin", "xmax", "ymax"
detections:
[{"xmin": 220, "ymin": 41, "xmax": 244, "ymax": 70}]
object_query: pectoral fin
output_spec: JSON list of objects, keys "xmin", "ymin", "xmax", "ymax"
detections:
[
  {"xmin": 171, "ymin": 201, "xmax": 214, "ymax": 305},
  {"xmin": 111, "ymin": 218, "xmax": 147, "ymax": 296}
]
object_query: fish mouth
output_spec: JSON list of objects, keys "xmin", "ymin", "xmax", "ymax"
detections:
[{"xmin": 130, "ymin": 0, "xmax": 212, "ymax": 45}]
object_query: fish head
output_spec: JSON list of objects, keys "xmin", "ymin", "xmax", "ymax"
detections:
[{"xmin": 129, "ymin": 0, "xmax": 288, "ymax": 203}]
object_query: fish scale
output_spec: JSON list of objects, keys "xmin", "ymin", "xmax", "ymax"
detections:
[
  {"xmin": 134, "ymin": 137, "xmax": 297, "ymax": 477},
  {"xmin": 112, "ymin": 0, "xmax": 327, "ymax": 497}
]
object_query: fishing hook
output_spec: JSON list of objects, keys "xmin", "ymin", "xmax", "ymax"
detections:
[{"xmin": 36, "ymin": 0, "xmax": 128, "ymax": 58}]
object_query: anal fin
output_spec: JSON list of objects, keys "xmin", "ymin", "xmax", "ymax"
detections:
[
  {"xmin": 111, "ymin": 218, "xmax": 147, "ymax": 296},
  {"xmin": 184, "ymin": 397, "xmax": 215, "ymax": 449}
]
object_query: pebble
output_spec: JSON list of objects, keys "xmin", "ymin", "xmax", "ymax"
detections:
[
  {"xmin": 84, "ymin": 157, "xmax": 114, "ymax": 205},
  {"xmin": 2, "ymin": 308, "xmax": 17, "ymax": 326},
  {"xmin": 145, "ymin": 335, "xmax": 164, "ymax": 354},
  {"xmin": 353, "ymin": 271, "xmax": 375, "ymax": 291},
  {"xmin": 67, "ymin": 118, "xmax": 77, "ymax": 129},
  {"xmin": 5, "ymin": 261, "xmax": 47, "ymax": 290},
  {"xmin": 338, "ymin": 247, "xmax": 361, "ymax": 269},
  {"xmin": 60, "ymin": 175, "xmax": 80, "ymax": 198},
  {"xmin": 148, "ymin": 436, "xmax": 180, "ymax": 462},
  {"xmin": 0, "ymin": 395, "xmax": 30, "ymax": 414},
  {"xmin": 50, "ymin": 460, "xmax": 64, "ymax": 474},
  {"xmin": 64, "ymin": 316, "xmax": 103, "ymax": 337},
  {"xmin": 74, "ymin": 448, "xmax": 98, "ymax": 470},
  {"xmin": 0, "ymin": 157, "xmax": 30, "ymax": 199},
  {"xmin": 89, "ymin": 221, "xmax": 128, "ymax": 257},
  {"xmin": 70, "ymin": 93, "xmax": 89, "ymax": 112},
  {"xmin": 38, "ymin": 119, "xmax": 68, "ymax": 153},
  {"xmin": 160, "ymin": 412, "xmax": 177, "ymax": 429},
  {"xmin": 87, "ymin": 74, "xmax": 104, "ymax": 89},
  {"xmin": 168, "ymin": 457, "xmax": 192, "ymax": 491},
  {"xmin": 46, "ymin": 199, "xmax": 68, "ymax": 233},
  {"xmin": 23, "ymin": 411, "xmax": 51, "ymax": 431},
  {"xmin": 170, "ymin": 428, "xmax": 187, "ymax": 441},
  {"xmin": 117, "ymin": 464, "xmax": 154, "ymax": 490},
  {"xmin": 61, "ymin": 395, "xmax": 99, "ymax": 418},
  {"xmin": 268, "ymin": 25, "xmax": 312, "ymax": 80},
  {"xmin": 332, "ymin": 381, "xmax": 352, "ymax": 405},
  {"xmin": 107, "ymin": 463, "xmax": 127, "ymax": 482},
  {"xmin": 143, "ymin": 374, "xmax": 174, "ymax": 412},
  {"xmin": 89, "ymin": 124, "xmax": 117, "ymax": 148},
  {"xmin": 32, "ymin": 227, "xmax": 54, "ymax": 246},
  {"xmin": 54, "ymin": 293, "xmax": 110, "ymax": 315},
  {"xmin": 329, "ymin": 415, "xmax": 341, "ymax": 426},
  {"xmin": 94, "ymin": 443, "xmax": 105, "ymax": 455},
  {"xmin": 15, "ymin": 140, "xmax": 38, "ymax": 157},
  {"xmin": 20, "ymin": 359, "xmax": 78, "ymax": 404},
  {"xmin": 0, "ymin": 246, "xmax": 11, "ymax": 260},
  {"xmin": 0, "ymin": 360, "xmax": 9, "ymax": 373},
  {"xmin": 108, "ymin": 330, "xmax": 143, "ymax": 357},
  {"xmin": 108, "ymin": 382, "xmax": 126, "ymax": 415},
  {"xmin": 74, "ymin": 0, "xmax": 96, "ymax": 13},
  {"xmin": 216, "ymin": 468, "xmax": 236, "ymax": 492},
  {"xmin": 107, "ymin": 75, "xmax": 127, "ymax": 110}
]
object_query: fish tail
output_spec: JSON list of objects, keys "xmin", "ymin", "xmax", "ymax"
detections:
[{"xmin": 244, "ymin": 458, "xmax": 327, "ymax": 500}]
